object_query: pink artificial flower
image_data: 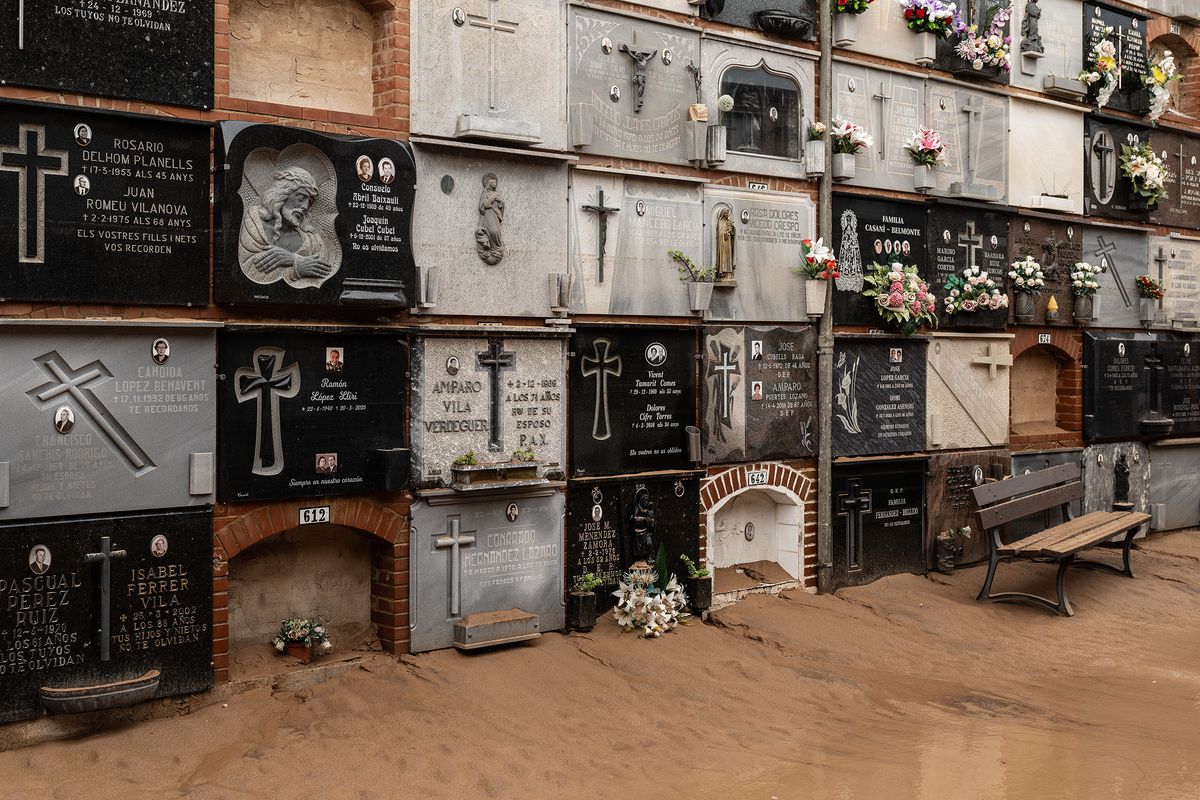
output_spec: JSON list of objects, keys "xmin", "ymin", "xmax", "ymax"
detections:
[
  {"xmin": 886, "ymin": 291, "xmax": 905, "ymax": 308},
  {"xmin": 910, "ymin": 301, "xmax": 923, "ymax": 314},
  {"xmin": 961, "ymin": 299, "xmax": 977, "ymax": 311},
  {"xmin": 890, "ymin": 281, "xmax": 903, "ymax": 292}
]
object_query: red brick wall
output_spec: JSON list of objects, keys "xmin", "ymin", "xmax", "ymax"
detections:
[{"xmin": 1009, "ymin": 328, "xmax": 1084, "ymax": 452}]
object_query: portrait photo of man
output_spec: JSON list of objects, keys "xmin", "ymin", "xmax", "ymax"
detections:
[
  {"xmin": 152, "ymin": 338, "xmax": 170, "ymax": 364},
  {"xmin": 74, "ymin": 123, "xmax": 92, "ymax": 147},
  {"xmin": 901, "ymin": 241, "xmax": 911, "ymax": 257},
  {"xmin": 750, "ymin": 341, "xmax": 763, "ymax": 361},
  {"xmin": 326, "ymin": 348, "xmax": 344, "ymax": 373},
  {"xmin": 356, "ymin": 155, "xmax": 373, "ymax": 183},
  {"xmin": 54, "ymin": 406, "xmax": 74, "ymax": 434},
  {"xmin": 379, "ymin": 158, "xmax": 395, "ymax": 185},
  {"xmin": 151, "ymin": 535, "xmax": 169, "ymax": 558},
  {"xmin": 29, "ymin": 545, "xmax": 51, "ymax": 575},
  {"xmin": 73, "ymin": 175, "xmax": 90, "ymax": 196},
  {"xmin": 505, "ymin": 503, "xmax": 519, "ymax": 523}
]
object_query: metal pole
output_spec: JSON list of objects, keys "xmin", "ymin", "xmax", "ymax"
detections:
[{"xmin": 816, "ymin": 1, "xmax": 835, "ymax": 594}]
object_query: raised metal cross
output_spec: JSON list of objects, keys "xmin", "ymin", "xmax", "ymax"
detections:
[
  {"xmin": 0, "ymin": 124, "xmax": 68, "ymax": 263},
  {"xmin": 837, "ymin": 480, "xmax": 872, "ymax": 571},
  {"xmin": 619, "ymin": 30, "xmax": 657, "ymax": 113},
  {"xmin": 1112, "ymin": 27, "xmax": 1127, "ymax": 90},
  {"xmin": 1092, "ymin": 130, "xmax": 1115, "ymax": 199},
  {"xmin": 1094, "ymin": 234, "xmax": 1131, "ymax": 309},
  {"xmin": 435, "ymin": 517, "xmax": 477, "ymax": 618},
  {"xmin": 234, "ymin": 348, "xmax": 300, "ymax": 476},
  {"xmin": 27, "ymin": 352, "xmax": 156, "ymax": 475},
  {"xmin": 707, "ymin": 341, "xmax": 740, "ymax": 427},
  {"xmin": 467, "ymin": 0, "xmax": 519, "ymax": 110},
  {"xmin": 17, "ymin": 0, "xmax": 24, "ymax": 49},
  {"xmin": 580, "ymin": 338, "xmax": 622, "ymax": 441},
  {"xmin": 582, "ymin": 187, "xmax": 620, "ymax": 284},
  {"xmin": 1175, "ymin": 143, "xmax": 1186, "ymax": 209},
  {"xmin": 872, "ymin": 82, "xmax": 893, "ymax": 160},
  {"xmin": 960, "ymin": 94, "xmax": 985, "ymax": 184},
  {"xmin": 957, "ymin": 220, "xmax": 985, "ymax": 272},
  {"xmin": 972, "ymin": 343, "xmax": 1013, "ymax": 379},
  {"xmin": 1154, "ymin": 244, "xmax": 1168, "ymax": 281},
  {"xmin": 85, "ymin": 536, "xmax": 128, "ymax": 662},
  {"xmin": 476, "ymin": 339, "xmax": 516, "ymax": 452}
]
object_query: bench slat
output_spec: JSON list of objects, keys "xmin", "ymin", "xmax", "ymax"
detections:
[
  {"xmin": 976, "ymin": 481, "xmax": 1085, "ymax": 530},
  {"xmin": 997, "ymin": 512, "xmax": 1121, "ymax": 555},
  {"xmin": 971, "ymin": 462, "xmax": 1079, "ymax": 507},
  {"xmin": 1037, "ymin": 513, "xmax": 1150, "ymax": 557}
]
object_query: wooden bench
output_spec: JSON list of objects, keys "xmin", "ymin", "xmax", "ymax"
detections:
[{"xmin": 971, "ymin": 462, "xmax": 1149, "ymax": 616}]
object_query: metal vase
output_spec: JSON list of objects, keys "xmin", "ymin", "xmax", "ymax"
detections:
[
  {"xmin": 833, "ymin": 12, "xmax": 858, "ymax": 46},
  {"xmin": 914, "ymin": 33, "xmax": 937, "ymax": 66},
  {"xmin": 913, "ymin": 164, "xmax": 935, "ymax": 192},
  {"xmin": 706, "ymin": 124, "xmax": 727, "ymax": 165},
  {"xmin": 832, "ymin": 152, "xmax": 856, "ymax": 181},
  {"xmin": 1073, "ymin": 294, "xmax": 1094, "ymax": 324},
  {"xmin": 1013, "ymin": 290, "xmax": 1036, "ymax": 322},
  {"xmin": 688, "ymin": 281, "xmax": 714, "ymax": 313},
  {"xmin": 1140, "ymin": 297, "xmax": 1157, "ymax": 327},
  {"xmin": 804, "ymin": 139, "xmax": 826, "ymax": 177}
]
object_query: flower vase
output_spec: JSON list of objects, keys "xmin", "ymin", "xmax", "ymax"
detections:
[
  {"xmin": 1073, "ymin": 294, "xmax": 1094, "ymax": 324},
  {"xmin": 1140, "ymin": 298, "xmax": 1157, "ymax": 327},
  {"xmin": 914, "ymin": 33, "xmax": 937, "ymax": 66},
  {"xmin": 285, "ymin": 642, "xmax": 311, "ymax": 664},
  {"xmin": 832, "ymin": 152, "xmax": 856, "ymax": 181},
  {"xmin": 833, "ymin": 12, "xmax": 857, "ymax": 46},
  {"xmin": 684, "ymin": 576, "xmax": 713, "ymax": 612},
  {"xmin": 1013, "ymin": 291, "xmax": 1036, "ymax": 323},
  {"xmin": 913, "ymin": 164, "xmax": 935, "ymax": 192},
  {"xmin": 688, "ymin": 281, "xmax": 714, "ymax": 313},
  {"xmin": 1128, "ymin": 194, "xmax": 1150, "ymax": 212},
  {"xmin": 804, "ymin": 277, "xmax": 828, "ymax": 317},
  {"xmin": 804, "ymin": 139, "xmax": 826, "ymax": 177}
]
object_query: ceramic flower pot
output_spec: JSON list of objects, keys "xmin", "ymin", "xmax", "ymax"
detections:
[
  {"xmin": 804, "ymin": 139, "xmax": 826, "ymax": 177},
  {"xmin": 1140, "ymin": 297, "xmax": 1157, "ymax": 327},
  {"xmin": 804, "ymin": 277, "xmax": 828, "ymax": 317},
  {"xmin": 1013, "ymin": 291, "xmax": 1036, "ymax": 323},
  {"xmin": 832, "ymin": 152, "xmax": 856, "ymax": 181},
  {"xmin": 833, "ymin": 12, "xmax": 857, "ymax": 46},
  {"xmin": 913, "ymin": 164, "xmax": 935, "ymax": 192},
  {"xmin": 1073, "ymin": 294, "xmax": 1094, "ymax": 324},
  {"xmin": 567, "ymin": 592, "xmax": 598, "ymax": 632},
  {"xmin": 688, "ymin": 281, "xmax": 714, "ymax": 313},
  {"xmin": 285, "ymin": 642, "xmax": 311, "ymax": 664},
  {"xmin": 915, "ymin": 33, "xmax": 937, "ymax": 66}
]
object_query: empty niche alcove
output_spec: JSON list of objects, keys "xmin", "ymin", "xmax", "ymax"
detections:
[{"xmin": 1009, "ymin": 331, "xmax": 1082, "ymax": 445}]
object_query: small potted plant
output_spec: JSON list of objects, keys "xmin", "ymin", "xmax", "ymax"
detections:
[
  {"xmin": 1120, "ymin": 142, "xmax": 1168, "ymax": 211},
  {"xmin": 792, "ymin": 237, "xmax": 839, "ymax": 316},
  {"xmin": 861, "ymin": 261, "xmax": 938, "ymax": 336},
  {"xmin": 935, "ymin": 526, "xmax": 971, "ymax": 573},
  {"xmin": 832, "ymin": 0, "xmax": 874, "ymax": 46},
  {"xmin": 804, "ymin": 121, "xmax": 827, "ymax": 177},
  {"xmin": 1136, "ymin": 275, "xmax": 1164, "ymax": 327},
  {"xmin": 1076, "ymin": 26, "xmax": 1120, "ymax": 111},
  {"xmin": 904, "ymin": 126, "xmax": 946, "ymax": 192},
  {"xmin": 942, "ymin": 265, "xmax": 1008, "ymax": 320},
  {"xmin": 1142, "ymin": 51, "xmax": 1180, "ymax": 124},
  {"xmin": 901, "ymin": 0, "xmax": 960, "ymax": 65},
  {"xmin": 668, "ymin": 249, "xmax": 717, "ymax": 313},
  {"xmin": 829, "ymin": 117, "xmax": 873, "ymax": 181},
  {"xmin": 1007, "ymin": 256, "xmax": 1045, "ymax": 323},
  {"xmin": 680, "ymin": 555, "xmax": 712, "ymax": 612},
  {"xmin": 568, "ymin": 572, "xmax": 603, "ymax": 632},
  {"xmin": 272, "ymin": 617, "xmax": 332, "ymax": 664},
  {"xmin": 1069, "ymin": 261, "xmax": 1102, "ymax": 324}
]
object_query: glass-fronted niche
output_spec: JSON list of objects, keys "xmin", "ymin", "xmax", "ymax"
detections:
[{"xmin": 719, "ymin": 66, "xmax": 801, "ymax": 158}]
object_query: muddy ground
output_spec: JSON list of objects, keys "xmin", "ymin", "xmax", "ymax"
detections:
[{"xmin": 2, "ymin": 530, "xmax": 1198, "ymax": 799}]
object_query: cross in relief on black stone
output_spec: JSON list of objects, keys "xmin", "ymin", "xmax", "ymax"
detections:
[
  {"xmin": 477, "ymin": 339, "xmax": 516, "ymax": 452},
  {"xmin": 1094, "ymin": 235, "xmax": 1131, "ymax": 309},
  {"xmin": 85, "ymin": 536, "xmax": 128, "ymax": 662},
  {"xmin": 0, "ymin": 124, "xmax": 68, "ymax": 264},
  {"xmin": 837, "ymin": 480, "xmax": 872, "ymax": 572}
]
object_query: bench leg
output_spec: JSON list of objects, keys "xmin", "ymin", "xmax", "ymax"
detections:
[
  {"xmin": 987, "ymin": 555, "xmax": 1076, "ymax": 617},
  {"xmin": 976, "ymin": 548, "xmax": 1002, "ymax": 601},
  {"xmin": 1073, "ymin": 527, "xmax": 1140, "ymax": 579}
]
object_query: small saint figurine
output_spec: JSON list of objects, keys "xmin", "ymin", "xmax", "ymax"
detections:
[
  {"xmin": 475, "ymin": 172, "xmax": 505, "ymax": 265},
  {"xmin": 628, "ymin": 489, "xmax": 656, "ymax": 563},
  {"xmin": 1021, "ymin": 0, "xmax": 1044, "ymax": 55},
  {"xmin": 715, "ymin": 207, "xmax": 736, "ymax": 282}
]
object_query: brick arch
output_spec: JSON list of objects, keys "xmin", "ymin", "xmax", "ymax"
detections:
[
  {"xmin": 1146, "ymin": 24, "xmax": 1200, "ymax": 118},
  {"xmin": 1011, "ymin": 327, "xmax": 1080, "ymax": 361},
  {"xmin": 214, "ymin": 497, "xmax": 405, "ymax": 560}
]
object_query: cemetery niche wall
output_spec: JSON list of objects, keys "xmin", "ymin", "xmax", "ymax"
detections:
[
  {"xmin": 570, "ymin": 327, "xmax": 698, "ymax": 477},
  {"xmin": 926, "ymin": 449, "xmax": 1010, "ymax": 565},
  {"xmin": 0, "ymin": 508, "xmax": 212, "ymax": 724},
  {"xmin": 0, "ymin": 102, "xmax": 209, "ymax": 306},
  {"xmin": 1149, "ymin": 441, "xmax": 1200, "ymax": 531},
  {"xmin": 926, "ymin": 334, "xmax": 1013, "ymax": 450},
  {"xmin": 701, "ymin": 326, "xmax": 818, "ymax": 463},
  {"xmin": 1154, "ymin": 236, "xmax": 1200, "ymax": 329},
  {"xmin": 832, "ymin": 65, "xmax": 925, "ymax": 194},
  {"xmin": 567, "ymin": 475, "xmax": 701, "ymax": 609},
  {"xmin": 832, "ymin": 336, "xmax": 928, "ymax": 458},
  {"xmin": 926, "ymin": 205, "xmax": 1010, "ymax": 330},
  {"xmin": 1082, "ymin": 224, "xmax": 1149, "ymax": 329},
  {"xmin": 1008, "ymin": 216, "xmax": 1084, "ymax": 324},
  {"xmin": 215, "ymin": 122, "xmax": 417, "ymax": 308},
  {"xmin": 925, "ymin": 81, "xmax": 1008, "ymax": 202},
  {"xmin": 933, "ymin": 0, "xmax": 1012, "ymax": 84},
  {"xmin": 217, "ymin": 328, "xmax": 407, "ymax": 503},
  {"xmin": 0, "ymin": 323, "xmax": 216, "ymax": 522},
  {"xmin": 1008, "ymin": 99, "xmax": 1085, "ymax": 214},
  {"xmin": 1009, "ymin": 448, "xmax": 1083, "ymax": 539},
  {"xmin": 832, "ymin": 196, "xmax": 927, "ymax": 326},
  {"xmin": 409, "ymin": 328, "xmax": 567, "ymax": 490},
  {"xmin": 1082, "ymin": 332, "xmax": 1200, "ymax": 441},
  {"xmin": 831, "ymin": 459, "xmax": 926, "ymax": 589},
  {"xmin": 1010, "ymin": 0, "xmax": 1086, "ymax": 98},
  {"xmin": 0, "ymin": 0, "xmax": 214, "ymax": 108},
  {"xmin": 410, "ymin": 489, "xmax": 564, "ymax": 653},
  {"xmin": 1081, "ymin": 442, "xmax": 1150, "ymax": 520},
  {"xmin": 700, "ymin": 0, "xmax": 817, "ymax": 41},
  {"xmin": 1084, "ymin": 116, "xmax": 1152, "ymax": 221},
  {"xmin": 1148, "ymin": 128, "xmax": 1200, "ymax": 232},
  {"xmin": 1083, "ymin": 3, "xmax": 1149, "ymax": 115}
]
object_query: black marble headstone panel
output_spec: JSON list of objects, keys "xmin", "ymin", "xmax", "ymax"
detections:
[
  {"xmin": 933, "ymin": 0, "xmax": 1010, "ymax": 84},
  {"xmin": 570, "ymin": 327, "xmax": 697, "ymax": 477},
  {"xmin": 215, "ymin": 122, "xmax": 416, "ymax": 308},
  {"xmin": 0, "ymin": 0, "xmax": 213, "ymax": 108},
  {"xmin": 701, "ymin": 326, "xmax": 818, "ymax": 464},
  {"xmin": 833, "ymin": 196, "xmax": 927, "ymax": 327},
  {"xmin": 1007, "ymin": 216, "xmax": 1083, "ymax": 325},
  {"xmin": 218, "ymin": 328, "xmax": 407, "ymax": 503},
  {"xmin": 700, "ymin": 0, "xmax": 817, "ymax": 41},
  {"xmin": 832, "ymin": 337, "xmax": 928, "ymax": 457},
  {"xmin": 0, "ymin": 508, "xmax": 212, "ymax": 724},
  {"xmin": 1149, "ymin": 128, "xmax": 1200, "ymax": 232},
  {"xmin": 0, "ymin": 102, "xmax": 209, "ymax": 305},
  {"xmin": 926, "ymin": 205, "xmax": 1009, "ymax": 330},
  {"xmin": 832, "ymin": 459, "xmax": 926, "ymax": 588},
  {"xmin": 1083, "ymin": 4, "xmax": 1149, "ymax": 115},
  {"xmin": 1085, "ymin": 116, "xmax": 1152, "ymax": 220},
  {"xmin": 1082, "ymin": 331, "xmax": 1193, "ymax": 441},
  {"xmin": 1162, "ymin": 336, "xmax": 1200, "ymax": 437},
  {"xmin": 567, "ymin": 475, "xmax": 701, "ymax": 609}
]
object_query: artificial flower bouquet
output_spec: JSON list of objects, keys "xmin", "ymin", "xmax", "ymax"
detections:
[
  {"xmin": 807, "ymin": 121, "xmax": 827, "ymax": 141},
  {"xmin": 1008, "ymin": 256, "xmax": 1045, "ymax": 293},
  {"xmin": 904, "ymin": 127, "xmax": 947, "ymax": 167},
  {"xmin": 830, "ymin": 117, "xmax": 874, "ymax": 154},
  {"xmin": 862, "ymin": 261, "xmax": 938, "ymax": 335},
  {"xmin": 834, "ymin": 0, "xmax": 874, "ymax": 13},
  {"xmin": 1077, "ymin": 26, "xmax": 1120, "ymax": 110},
  {"xmin": 1069, "ymin": 262, "xmax": 1102, "ymax": 296},
  {"xmin": 612, "ymin": 566, "xmax": 688, "ymax": 639},
  {"xmin": 1144, "ymin": 51, "xmax": 1181, "ymax": 124},
  {"xmin": 954, "ymin": 1, "xmax": 1012, "ymax": 72},
  {"xmin": 795, "ymin": 238, "xmax": 840, "ymax": 281},
  {"xmin": 272, "ymin": 618, "xmax": 333, "ymax": 654},
  {"xmin": 900, "ymin": 0, "xmax": 960, "ymax": 37},
  {"xmin": 1120, "ymin": 141, "xmax": 1168, "ymax": 208},
  {"xmin": 1135, "ymin": 275, "xmax": 1165, "ymax": 301},
  {"xmin": 943, "ymin": 265, "xmax": 1008, "ymax": 314}
]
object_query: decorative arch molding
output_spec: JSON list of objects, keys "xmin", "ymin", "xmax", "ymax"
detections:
[
  {"xmin": 1010, "ymin": 327, "xmax": 1081, "ymax": 361},
  {"xmin": 214, "ymin": 497, "xmax": 405, "ymax": 560}
]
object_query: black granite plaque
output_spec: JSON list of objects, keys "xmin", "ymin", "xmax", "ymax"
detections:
[
  {"xmin": 215, "ymin": 122, "xmax": 417, "ymax": 308},
  {"xmin": 570, "ymin": 327, "xmax": 697, "ymax": 477},
  {"xmin": 833, "ymin": 196, "xmax": 927, "ymax": 327},
  {"xmin": 0, "ymin": 508, "xmax": 212, "ymax": 724},
  {"xmin": 1085, "ymin": 116, "xmax": 1152, "ymax": 220},
  {"xmin": 1082, "ymin": 332, "xmax": 1193, "ymax": 441},
  {"xmin": 1149, "ymin": 128, "xmax": 1200, "ymax": 232},
  {"xmin": 1083, "ymin": 4, "xmax": 1149, "ymax": 115},
  {"xmin": 926, "ymin": 205, "xmax": 1009, "ymax": 330},
  {"xmin": 218, "ymin": 328, "xmax": 407, "ymax": 502},
  {"xmin": 567, "ymin": 475, "xmax": 701, "ymax": 609},
  {"xmin": 933, "ymin": 0, "xmax": 1009, "ymax": 84},
  {"xmin": 832, "ymin": 337, "xmax": 928, "ymax": 457},
  {"xmin": 1007, "ymin": 216, "xmax": 1083, "ymax": 325},
  {"xmin": 1162, "ymin": 336, "xmax": 1200, "ymax": 437},
  {"xmin": 0, "ymin": 0, "xmax": 213, "ymax": 108},
  {"xmin": 700, "ymin": 0, "xmax": 816, "ymax": 41},
  {"xmin": 0, "ymin": 102, "xmax": 209, "ymax": 305},
  {"xmin": 702, "ymin": 326, "xmax": 817, "ymax": 463},
  {"xmin": 832, "ymin": 459, "xmax": 925, "ymax": 589},
  {"xmin": 926, "ymin": 449, "xmax": 1009, "ymax": 566}
]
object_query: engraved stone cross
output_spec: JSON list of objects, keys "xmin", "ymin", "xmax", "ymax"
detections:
[
  {"xmin": 435, "ymin": 517, "xmax": 477, "ymax": 618},
  {"xmin": 972, "ymin": 343, "xmax": 1013, "ymax": 380},
  {"xmin": 476, "ymin": 339, "xmax": 516, "ymax": 452},
  {"xmin": 85, "ymin": 536, "xmax": 128, "ymax": 662},
  {"xmin": 0, "ymin": 124, "xmax": 68, "ymax": 264},
  {"xmin": 960, "ymin": 94, "xmax": 985, "ymax": 185},
  {"xmin": 1154, "ymin": 245, "xmax": 1168, "ymax": 281},
  {"xmin": 582, "ymin": 187, "xmax": 620, "ymax": 284},
  {"xmin": 467, "ymin": 0, "xmax": 519, "ymax": 111},
  {"xmin": 837, "ymin": 480, "xmax": 872, "ymax": 571},
  {"xmin": 1092, "ymin": 130, "xmax": 1115, "ymax": 199},
  {"xmin": 1094, "ymin": 235, "xmax": 1131, "ymax": 309},
  {"xmin": 872, "ymin": 82, "xmax": 893, "ymax": 160},
  {"xmin": 234, "ymin": 348, "xmax": 301, "ymax": 477},
  {"xmin": 957, "ymin": 220, "xmax": 985, "ymax": 272},
  {"xmin": 580, "ymin": 338, "xmax": 622, "ymax": 441}
]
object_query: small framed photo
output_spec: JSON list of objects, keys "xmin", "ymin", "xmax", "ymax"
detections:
[
  {"xmin": 28, "ymin": 545, "xmax": 51, "ymax": 574},
  {"xmin": 355, "ymin": 155, "xmax": 374, "ymax": 183},
  {"xmin": 316, "ymin": 453, "xmax": 338, "ymax": 474},
  {"xmin": 325, "ymin": 347, "xmax": 344, "ymax": 373},
  {"xmin": 152, "ymin": 338, "xmax": 171, "ymax": 364}
]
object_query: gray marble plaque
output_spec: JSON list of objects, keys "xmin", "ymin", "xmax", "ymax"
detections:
[
  {"xmin": 412, "ymin": 144, "xmax": 568, "ymax": 317},
  {"xmin": 410, "ymin": 489, "xmax": 565, "ymax": 653},
  {"xmin": 568, "ymin": 172, "xmax": 702, "ymax": 316},
  {"xmin": 1008, "ymin": 98, "xmax": 1085, "ymax": 214},
  {"xmin": 411, "ymin": 1, "xmax": 568, "ymax": 148},
  {"xmin": 833, "ymin": 64, "xmax": 925, "ymax": 193},
  {"xmin": 1149, "ymin": 441, "xmax": 1200, "ymax": 531},
  {"xmin": 703, "ymin": 187, "xmax": 815, "ymax": 321},
  {"xmin": 1010, "ymin": 0, "xmax": 1086, "ymax": 92},
  {"xmin": 0, "ymin": 324, "xmax": 216, "ymax": 521},
  {"xmin": 568, "ymin": 8, "xmax": 699, "ymax": 165},
  {"xmin": 1083, "ymin": 225, "xmax": 1150, "ymax": 329},
  {"xmin": 836, "ymin": 2, "xmax": 923, "ymax": 63},
  {"xmin": 1081, "ymin": 442, "xmax": 1150, "ymax": 523},
  {"xmin": 926, "ymin": 81, "xmax": 1008, "ymax": 202},
  {"xmin": 410, "ymin": 331, "xmax": 567, "ymax": 489},
  {"xmin": 1154, "ymin": 236, "xmax": 1200, "ymax": 329},
  {"xmin": 926, "ymin": 334, "xmax": 1013, "ymax": 450}
]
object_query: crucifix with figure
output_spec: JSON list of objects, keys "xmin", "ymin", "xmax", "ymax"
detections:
[
  {"xmin": 582, "ymin": 187, "xmax": 620, "ymax": 284},
  {"xmin": 476, "ymin": 339, "xmax": 516, "ymax": 452},
  {"xmin": 435, "ymin": 517, "xmax": 477, "ymax": 618},
  {"xmin": 85, "ymin": 536, "xmax": 128, "ymax": 662},
  {"xmin": 0, "ymin": 123, "xmax": 68, "ymax": 264},
  {"xmin": 707, "ymin": 341, "xmax": 741, "ymax": 435},
  {"xmin": 234, "ymin": 348, "xmax": 301, "ymax": 476},
  {"xmin": 619, "ymin": 30, "xmax": 657, "ymax": 113},
  {"xmin": 466, "ymin": 0, "xmax": 519, "ymax": 111},
  {"xmin": 837, "ymin": 479, "xmax": 872, "ymax": 571},
  {"xmin": 1094, "ymin": 234, "xmax": 1131, "ymax": 309},
  {"xmin": 580, "ymin": 338, "xmax": 622, "ymax": 441},
  {"xmin": 872, "ymin": 82, "xmax": 892, "ymax": 160}
]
